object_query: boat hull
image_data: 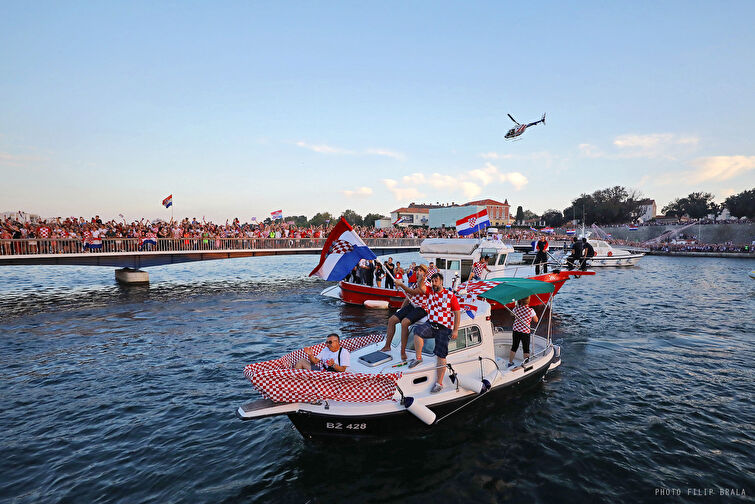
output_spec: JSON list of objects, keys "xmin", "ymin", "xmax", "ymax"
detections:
[
  {"xmin": 588, "ymin": 253, "xmax": 644, "ymax": 267},
  {"xmin": 286, "ymin": 357, "xmax": 552, "ymax": 440}
]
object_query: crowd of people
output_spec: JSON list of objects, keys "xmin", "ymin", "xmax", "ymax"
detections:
[
  {"xmin": 645, "ymin": 242, "xmax": 752, "ymax": 253},
  {"xmin": 0, "ymin": 214, "xmax": 460, "ymax": 255}
]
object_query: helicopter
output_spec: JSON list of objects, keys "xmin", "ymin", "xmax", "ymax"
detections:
[{"xmin": 504, "ymin": 113, "xmax": 546, "ymax": 140}]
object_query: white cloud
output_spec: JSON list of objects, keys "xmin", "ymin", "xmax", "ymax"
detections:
[
  {"xmin": 687, "ymin": 156, "xmax": 755, "ymax": 183},
  {"xmin": 580, "ymin": 133, "xmax": 700, "ymax": 160},
  {"xmin": 500, "ymin": 171, "xmax": 528, "ymax": 190},
  {"xmin": 479, "ymin": 152, "xmax": 516, "ymax": 160},
  {"xmin": 342, "ymin": 186, "xmax": 373, "ymax": 197},
  {"xmin": 365, "ymin": 148, "xmax": 406, "ymax": 161},
  {"xmin": 382, "ymin": 179, "xmax": 425, "ymax": 201},
  {"xmin": 460, "ymin": 182, "xmax": 482, "ymax": 198},
  {"xmin": 295, "ymin": 141, "xmax": 354, "ymax": 155}
]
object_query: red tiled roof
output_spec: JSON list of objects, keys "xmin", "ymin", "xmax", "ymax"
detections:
[
  {"xmin": 391, "ymin": 207, "xmax": 430, "ymax": 214},
  {"xmin": 465, "ymin": 199, "xmax": 510, "ymax": 207}
]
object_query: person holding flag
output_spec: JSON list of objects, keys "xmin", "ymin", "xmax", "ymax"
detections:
[{"xmin": 309, "ymin": 217, "xmax": 376, "ymax": 281}]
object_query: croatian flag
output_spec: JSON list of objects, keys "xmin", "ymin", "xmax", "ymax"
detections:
[
  {"xmin": 629, "ymin": 226, "xmax": 638, "ymax": 231},
  {"xmin": 529, "ymin": 226, "xmax": 539, "ymax": 232},
  {"xmin": 162, "ymin": 195, "xmax": 172, "ymax": 208},
  {"xmin": 459, "ymin": 302, "xmax": 478, "ymax": 319},
  {"xmin": 393, "ymin": 217, "xmax": 406, "ymax": 226},
  {"xmin": 309, "ymin": 217, "xmax": 377, "ymax": 281},
  {"xmin": 566, "ymin": 229, "xmax": 576, "ymax": 235},
  {"xmin": 271, "ymin": 209, "xmax": 283, "ymax": 220},
  {"xmin": 139, "ymin": 237, "xmax": 157, "ymax": 250},
  {"xmin": 541, "ymin": 227, "xmax": 555, "ymax": 234},
  {"xmin": 456, "ymin": 209, "xmax": 491, "ymax": 236},
  {"xmin": 505, "ymin": 224, "xmax": 512, "ymax": 228}
]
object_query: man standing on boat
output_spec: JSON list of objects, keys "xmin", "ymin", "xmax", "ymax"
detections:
[
  {"xmin": 384, "ymin": 257, "xmax": 396, "ymax": 289},
  {"xmin": 566, "ymin": 237, "xmax": 582, "ymax": 270},
  {"xmin": 535, "ymin": 236, "xmax": 549, "ymax": 275},
  {"xmin": 380, "ymin": 264, "xmax": 430, "ymax": 361},
  {"xmin": 409, "ymin": 273, "xmax": 461, "ymax": 393},
  {"xmin": 580, "ymin": 238, "xmax": 595, "ymax": 271},
  {"xmin": 469, "ymin": 255, "xmax": 491, "ymax": 281}
]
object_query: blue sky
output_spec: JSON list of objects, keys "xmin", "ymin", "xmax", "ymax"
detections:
[{"xmin": 1, "ymin": 1, "xmax": 754, "ymax": 222}]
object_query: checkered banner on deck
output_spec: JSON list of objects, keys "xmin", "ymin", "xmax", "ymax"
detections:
[{"xmin": 243, "ymin": 334, "xmax": 402, "ymax": 403}]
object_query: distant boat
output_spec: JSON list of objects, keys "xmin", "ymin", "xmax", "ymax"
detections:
[{"xmin": 749, "ymin": 270, "xmax": 755, "ymax": 279}]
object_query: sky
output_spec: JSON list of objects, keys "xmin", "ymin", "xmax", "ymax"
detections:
[{"xmin": 1, "ymin": 1, "xmax": 754, "ymax": 223}]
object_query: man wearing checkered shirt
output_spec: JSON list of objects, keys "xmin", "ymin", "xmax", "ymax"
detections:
[{"xmin": 408, "ymin": 273, "xmax": 461, "ymax": 393}]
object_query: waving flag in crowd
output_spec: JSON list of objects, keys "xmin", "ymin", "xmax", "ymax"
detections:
[
  {"xmin": 456, "ymin": 209, "xmax": 490, "ymax": 236},
  {"xmin": 628, "ymin": 225, "xmax": 638, "ymax": 231},
  {"xmin": 393, "ymin": 217, "xmax": 406, "ymax": 226},
  {"xmin": 162, "ymin": 195, "xmax": 173, "ymax": 208},
  {"xmin": 565, "ymin": 229, "xmax": 576, "ymax": 235},
  {"xmin": 529, "ymin": 226, "xmax": 539, "ymax": 233},
  {"xmin": 271, "ymin": 209, "xmax": 283, "ymax": 220},
  {"xmin": 541, "ymin": 227, "xmax": 555, "ymax": 234},
  {"xmin": 309, "ymin": 217, "xmax": 377, "ymax": 281}
]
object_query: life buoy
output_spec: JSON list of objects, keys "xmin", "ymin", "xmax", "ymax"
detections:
[{"xmin": 607, "ymin": 251, "xmax": 613, "ymax": 257}]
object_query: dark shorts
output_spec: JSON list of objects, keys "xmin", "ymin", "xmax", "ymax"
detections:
[
  {"xmin": 394, "ymin": 305, "xmax": 427, "ymax": 324},
  {"xmin": 413, "ymin": 321, "xmax": 452, "ymax": 358},
  {"xmin": 511, "ymin": 330, "xmax": 531, "ymax": 355}
]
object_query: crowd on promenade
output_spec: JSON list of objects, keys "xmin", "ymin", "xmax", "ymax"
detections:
[
  {"xmin": 644, "ymin": 242, "xmax": 752, "ymax": 253},
  {"xmin": 0, "ymin": 215, "xmax": 459, "ymax": 255}
]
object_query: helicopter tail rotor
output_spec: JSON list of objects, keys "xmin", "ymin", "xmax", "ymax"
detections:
[{"xmin": 541, "ymin": 113, "xmax": 546, "ymax": 125}]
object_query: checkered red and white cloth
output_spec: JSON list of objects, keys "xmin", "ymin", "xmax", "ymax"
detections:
[
  {"xmin": 512, "ymin": 305, "xmax": 535, "ymax": 333},
  {"xmin": 427, "ymin": 266, "xmax": 438, "ymax": 277},
  {"xmin": 425, "ymin": 288, "xmax": 461, "ymax": 329},
  {"xmin": 38, "ymin": 226, "xmax": 50, "ymax": 238},
  {"xmin": 243, "ymin": 333, "xmax": 401, "ymax": 403}
]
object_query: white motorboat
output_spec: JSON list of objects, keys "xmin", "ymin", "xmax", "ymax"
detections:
[
  {"xmin": 238, "ymin": 279, "xmax": 561, "ymax": 439},
  {"xmin": 585, "ymin": 239, "xmax": 645, "ymax": 267}
]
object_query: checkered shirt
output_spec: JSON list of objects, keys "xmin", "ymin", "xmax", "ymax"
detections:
[
  {"xmin": 407, "ymin": 279, "xmax": 431, "ymax": 309},
  {"xmin": 427, "ymin": 266, "xmax": 438, "ymax": 277},
  {"xmin": 512, "ymin": 305, "xmax": 535, "ymax": 333},
  {"xmin": 472, "ymin": 261, "xmax": 487, "ymax": 277},
  {"xmin": 426, "ymin": 288, "xmax": 461, "ymax": 329}
]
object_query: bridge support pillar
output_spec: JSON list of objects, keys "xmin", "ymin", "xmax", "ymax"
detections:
[{"xmin": 115, "ymin": 268, "xmax": 149, "ymax": 284}]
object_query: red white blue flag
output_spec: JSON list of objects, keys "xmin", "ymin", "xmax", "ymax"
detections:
[
  {"xmin": 309, "ymin": 217, "xmax": 377, "ymax": 281},
  {"xmin": 393, "ymin": 217, "xmax": 406, "ymax": 225},
  {"xmin": 456, "ymin": 209, "xmax": 490, "ymax": 236},
  {"xmin": 271, "ymin": 209, "xmax": 283, "ymax": 220},
  {"xmin": 162, "ymin": 195, "xmax": 173, "ymax": 208},
  {"xmin": 565, "ymin": 229, "xmax": 576, "ymax": 235}
]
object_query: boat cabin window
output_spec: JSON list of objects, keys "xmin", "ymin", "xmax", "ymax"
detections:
[
  {"xmin": 479, "ymin": 249, "xmax": 499, "ymax": 266},
  {"xmin": 460, "ymin": 259, "xmax": 473, "ymax": 279},
  {"xmin": 497, "ymin": 254, "xmax": 507, "ymax": 265},
  {"xmin": 447, "ymin": 325, "xmax": 483, "ymax": 353},
  {"xmin": 435, "ymin": 258, "xmax": 460, "ymax": 271}
]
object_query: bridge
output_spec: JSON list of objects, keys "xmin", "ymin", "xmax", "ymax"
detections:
[
  {"xmin": 0, "ymin": 237, "xmax": 573, "ymax": 283},
  {"xmin": 0, "ymin": 237, "xmax": 422, "ymax": 283}
]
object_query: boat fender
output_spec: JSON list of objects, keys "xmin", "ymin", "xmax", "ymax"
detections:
[
  {"xmin": 363, "ymin": 300, "xmax": 390, "ymax": 309},
  {"xmin": 484, "ymin": 370, "xmax": 500, "ymax": 386},
  {"xmin": 403, "ymin": 397, "xmax": 436, "ymax": 425},
  {"xmin": 607, "ymin": 251, "xmax": 613, "ymax": 257},
  {"xmin": 455, "ymin": 374, "xmax": 492, "ymax": 394}
]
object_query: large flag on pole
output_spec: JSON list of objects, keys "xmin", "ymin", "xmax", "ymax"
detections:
[
  {"xmin": 309, "ymin": 217, "xmax": 377, "ymax": 281},
  {"xmin": 162, "ymin": 195, "xmax": 173, "ymax": 208},
  {"xmin": 271, "ymin": 209, "xmax": 283, "ymax": 220},
  {"xmin": 456, "ymin": 209, "xmax": 491, "ymax": 236}
]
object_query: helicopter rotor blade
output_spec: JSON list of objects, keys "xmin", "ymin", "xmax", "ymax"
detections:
[{"xmin": 507, "ymin": 113, "xmax": 520, "ymax": 125}]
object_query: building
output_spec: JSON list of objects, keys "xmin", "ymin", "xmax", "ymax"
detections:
[
  {"xmin": 637, "ymin": 199, "xmax": 657, "ymax": 222},
  {"xmin": 389, "ymin": 205, "xmax": 432, "ymax": 227},
  {"xmin": 428, "ymin": 205, "xmax": 486, "ymax": 229},
  {"xmin": 464, "ymin": 199, "xmax": 511, "ymax": 226}
]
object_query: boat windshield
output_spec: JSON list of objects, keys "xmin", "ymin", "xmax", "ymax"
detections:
[{"xmin": 390, "ymin": 323, "xmax": 483, "ymax": 356}]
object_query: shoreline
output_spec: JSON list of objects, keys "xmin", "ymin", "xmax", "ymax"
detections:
[{"xmin": 645, "ymin": 250, "xmax": 754, "ymax": 259}]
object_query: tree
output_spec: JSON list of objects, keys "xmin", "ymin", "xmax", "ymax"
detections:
[
  {"xmin": 309, "ymin": 212, "xmax": 334, "ymax": 226},
  {"xmin": 290, "ymin": 215, "xmax": 309, "ymax": 227},
  {"xmin": 340, "ymin": 209, "xmax": 363, "ymax": 226},
  {"xmin": 563, "ymin": 186, "xmax": 643, "ymax": 225},
  {"xmin": 724, "ymin": 188, "xmax": 755, "ymax": 218},
  {"xmin": 684, "ymin": 192, "xmax": 717, "ymax": 219},
  {"xmin": 541, "ymin": 209, "xmax": 565, "ymax": 227},
  {"xmin": 663, "ymin": 192, "xmax": 718, "ymax": 219},
  {"xmin": 363, "ymin": 213, "xmax": 387, "ymax": 227},
  {"xmin": 522, "ymin": 210, "xmax": 539, "ymax": 221},
  {"xmin": 515, "ymin": 206, "xmax": 524, "ymax": 223}
]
